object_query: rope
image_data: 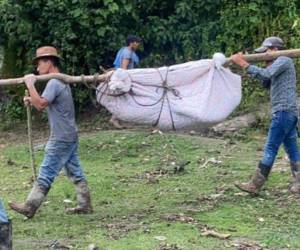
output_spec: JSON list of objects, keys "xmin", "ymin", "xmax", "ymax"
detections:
[
  {"xmin": 125, "ymin": 68, "xmax": 179, "ymax": 130},
  {"xmin": 95, "ymin": 68, "xmax": 180, "ymax": 130},
  {"xmin": 152, "ymin": 69, "xmax": 177, "ymax": 130},
  {"xmin": 79, "ymin": 75, "xmax": 98, "ymax": 108},
  {"xmin": 81, "ymin": 73, "xmax": 122, "ymax": 108}
]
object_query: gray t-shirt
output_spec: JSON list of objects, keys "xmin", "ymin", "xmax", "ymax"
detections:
[{"xmin": 42, "ymin": 79, "xmax": 78, "ymax": 142}]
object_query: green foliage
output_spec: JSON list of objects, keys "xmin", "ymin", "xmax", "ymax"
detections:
[
  {"xmin": 0, "ymin": 0, "xmax": 300, "ymax": 119},
  {"xmin": 0, "ymin": 95, "xmax": 25, "ymax": 120}
]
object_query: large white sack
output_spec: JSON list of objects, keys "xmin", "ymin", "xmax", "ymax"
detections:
[{"xmin": 96, "ymin": 54, "xmax": 241, "ymax": 130}]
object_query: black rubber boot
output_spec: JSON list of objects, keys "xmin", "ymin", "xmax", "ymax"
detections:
[{"xmin": 0, "ymin": 220, "xmax": 12, "ymax": 250}]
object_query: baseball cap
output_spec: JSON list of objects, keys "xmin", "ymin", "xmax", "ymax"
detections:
[{"xmin": 254, "ymin": 36, "xmax": 284, "ymax": 53}]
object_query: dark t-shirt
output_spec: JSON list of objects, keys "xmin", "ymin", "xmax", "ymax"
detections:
[{"xmin": 247, "ymin": 56, "xmax": 298, "ymax": 116}]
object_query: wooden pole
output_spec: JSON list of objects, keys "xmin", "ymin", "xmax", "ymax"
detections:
[
  {"xmin": 242, "ymin": 48, "xmax": 300, "ymax": 63},
  {"xmin": 1, "ymin": 48, "xmax": 300, "ymax": 86},
  {"xmin": 25, "ymin": 90, "xmax": 37, "ymax": 181},
  {"xmin": 0, "ymin": 71, "xmax": 113, "ymax": 87},
  {"xmin": 224, "ymin": 48, "xmax": 300, "ymax": 66}
]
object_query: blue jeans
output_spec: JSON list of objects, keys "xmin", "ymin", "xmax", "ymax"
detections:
[
  {"xmin": 261, "ymin": 111, "xmax": 300, "ymax": 168},
  {"xmin": 37, "ymin": 140, "xmax": 86, "ymax": 190},
  {"xmin": 0, "ymin": 199, "xmax": 8, "ymax": 223}
]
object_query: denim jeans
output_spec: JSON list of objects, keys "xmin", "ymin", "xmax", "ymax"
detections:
[
  {"xmin": 0, "ymin": 199, "xmax": 8, "ymax": 223},
  {"xmin": 37, "ymin": 140, "xmax": 86, "ymax": 190},
  {"xmin": 261, "ymin": 111, "xmax": 300, "ymax": 168}
]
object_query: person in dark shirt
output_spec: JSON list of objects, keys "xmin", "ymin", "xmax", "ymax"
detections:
[{"xmin": 231, "ymin": 37, "xmax": 300, "ymax": 195}]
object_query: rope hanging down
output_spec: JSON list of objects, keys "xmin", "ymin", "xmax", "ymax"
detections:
[{"xmin": 98, "ymin": 68, "xmax": 181, "ymax": 130}]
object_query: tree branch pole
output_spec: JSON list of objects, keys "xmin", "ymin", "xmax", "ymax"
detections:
[
  {"xmin": 223, "ymin": 48, "xmax": 300, "ymax": 66},
  {"xmin": 0, "ymin": 49, "xmax": 300, "ymax": 86},
  {"xmin": 25, "ymin": 90, "xmax": 37, "ymax": 181},
  {"xmin": 0, "ymin": 71, "xmax": 113, "ymax": 86}
]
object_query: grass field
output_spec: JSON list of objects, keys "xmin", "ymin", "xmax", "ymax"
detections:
[{"xmin": 1, "ymin": 128, "xmax": 300, "ymax": 250}]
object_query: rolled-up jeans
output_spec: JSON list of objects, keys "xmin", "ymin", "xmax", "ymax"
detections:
[
  {"xmin": 0, "ymin": 199, "xmax": 9, "ymax": 223},
  {"xmin": 37, "ymin": 140, "xmax": 86, "ymax": 191},
  {"xmin": 261, "ymin": 111, "xmax": 300, "ymax": 169}
]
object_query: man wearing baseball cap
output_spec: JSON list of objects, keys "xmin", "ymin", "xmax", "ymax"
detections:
[
  {"xmin": 253, "ymin": 36, "xmax": 285, "ymax": 53},
  {"xmin": 9, "ymin": 46, "xmax": 93, "ymax": 218},
  {"xmin": 230, "ymin": 37, "xmax": 300, "ymax": 195}
]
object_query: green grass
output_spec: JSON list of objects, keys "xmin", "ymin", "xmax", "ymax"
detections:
[{"xmin": 1, "ymin": 130, "xmax": 300, "ymax": 249}]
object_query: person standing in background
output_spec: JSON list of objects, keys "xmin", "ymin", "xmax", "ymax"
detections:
[{"xmin": 109, "ymin": 35, "xmax": 142, "ymax": 128}]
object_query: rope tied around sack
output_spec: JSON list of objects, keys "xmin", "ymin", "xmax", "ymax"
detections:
[
  {"xmin": 78, "ymin": 71, "xmax": 125, "ymax": 108},
  {"xmin": 96, "ymin": 71, "xmax": 128, "ymax": 100},
  {"xmin": 80, "ymin": 74, "xmax": 100, "ymax": 90},
  {"xmin": 153, "ymin": 68, "xmax": 177, "ymax": 130},
  {"xmin": 95, "ymin": 68, "xmax": 180, "ymax": 130},
  {"xmin": 121, "ymin": 68, "xmax": 180, "ymax": 130},
  {"xmin": 80, "ymin": 74, "xmax": 100, "ymax": 108}
]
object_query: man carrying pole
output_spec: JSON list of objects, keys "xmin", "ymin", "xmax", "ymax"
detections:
[
  {"xmin": 231, "ymin": 36, "xmax": 300, "ymax": 195},
  {"xmin": 0, "ymin": 199, "xmax": 12, "ymax": 250},
  {"xmin": 9, "ymin": 46, "xmax": 92, "ymax": 218}
]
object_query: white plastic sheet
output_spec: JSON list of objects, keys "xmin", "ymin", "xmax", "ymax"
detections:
[{"xmin": 97, "ymin": 54, "xmax": 241, "ymax": 130}]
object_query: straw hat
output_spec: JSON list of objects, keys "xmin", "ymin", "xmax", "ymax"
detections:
[{"xmin": 33, "ymin": 46, "xmax": 63, "ymax": 62}]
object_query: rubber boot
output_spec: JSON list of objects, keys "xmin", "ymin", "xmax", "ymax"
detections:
[
  {"xmin": 235, "ymin": 162, "xmax": 270, "ymax": 195},
  {"xmin": 9, "ymin": 184, "xmax": 48, "ymax": 219},
  {"xmin": 66, "ymin": 181, "xmax": 93, "ymax": 214},
  {"xmin": 0, "ymin": 220, "xmax": 12, "ymax": 250},
  {"xmin": 290, "ymin": 162, "xmax": 300, "ymax": 193}
]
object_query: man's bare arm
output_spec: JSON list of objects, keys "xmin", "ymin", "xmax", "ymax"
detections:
[
  {"xmin": 24, "ymin": 74, "xmax": 49, "ymax": 111},
  {"xmin": 121, "ymin": 59, "xmax": 130, "ymax": 69}
]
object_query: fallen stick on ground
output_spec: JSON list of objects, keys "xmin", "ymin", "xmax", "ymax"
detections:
[{"xmin": 201, "ymin": 229, "xmax": 231, "ymax": 239}]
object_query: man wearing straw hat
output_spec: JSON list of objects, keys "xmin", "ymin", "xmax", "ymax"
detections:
[
  {"xmin": 9, "ymin": 46, "xmax": 92, "ymax": 218},
  {"xmin": 231, "ymin": 37, "xmax": 300, "ymax": 195}
]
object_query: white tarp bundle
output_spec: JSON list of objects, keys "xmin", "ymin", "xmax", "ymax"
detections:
[{"xmin": 96, "ymin": 53, "xmax": 241, "ymax": 130}]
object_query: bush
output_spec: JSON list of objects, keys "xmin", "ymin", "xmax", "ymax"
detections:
[{"xmin": 0, "ymin": 0, "xmax": 299, "ymax": 120}]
